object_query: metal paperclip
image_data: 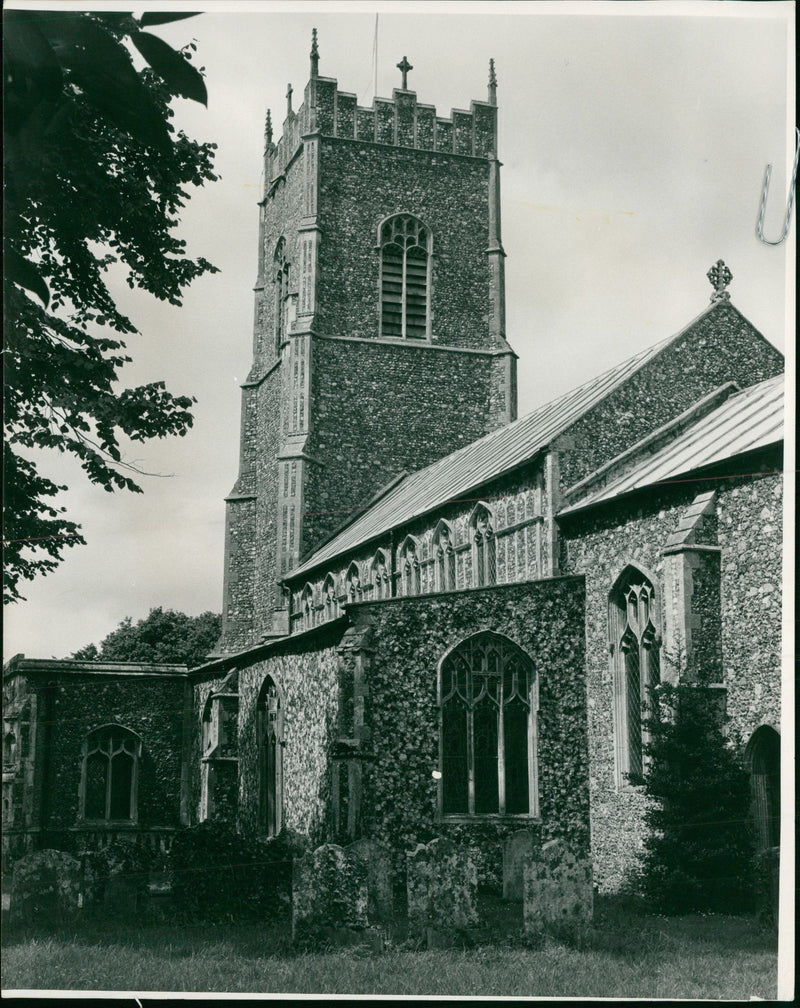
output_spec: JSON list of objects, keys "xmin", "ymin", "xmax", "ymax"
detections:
[{"xmin": 756, "ymin": 126, "xmax": 800, "ymax": 246}]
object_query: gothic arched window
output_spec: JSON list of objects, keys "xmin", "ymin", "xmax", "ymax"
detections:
[
  {"xmin": 371, "ymin": 549, "xmax": 391, "ymax": 600},
  {"xmin": 439, "ymin": 633, "xmax": 538, "ymax": 817},
  {"xmin": 81, "ymin": 725, "xmax": 141, "ymax": 823},
  {"xmin": 400, "ymin": 536, "xmax": 421, "ymax": 595},
  {"xmin": 258, "ymin": 676, "xmax": 284, "ymax": 837},
  {"xmin": 322, "ymin": 573, "xmax": 339, "ymax": 620},
  {"xmin": 434, "ymin": 520, "xmax": 456, "ymax": 592},
  {"xmin": 274, "ymin": 238, "xmax": 291, "ymax": 351},
  {"xmin": 346, "ymin": 562, "xmax": 361, "ymax": 604},
  {"xmin": 300, "ymin": 583, "xmax": 315, "ymax": 629},
  {"xmin": 609, "ymin": 566, "xmax": 661, "ymax": 784},
  {"xmin": 470, "ymin": 504, "xmax": 496, "ymax": 587},
  {"xmin": 379, "ymin": 215, "xmax": 431, "ymax": 339}
]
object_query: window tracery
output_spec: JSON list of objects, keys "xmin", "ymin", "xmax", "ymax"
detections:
[
  {"xmin": 439, "ymin": 633, "xmax": 537, "ymax": 817},
  {"xmin": 609, "ymin": 566, "xmax": 661, "ymax": 784}
]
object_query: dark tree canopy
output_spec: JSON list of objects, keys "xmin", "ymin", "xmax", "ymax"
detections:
[
  {"xmin": 71, "ymin": 607, "xmax": 221, "ymax": 669},
  {"xmin": 3, "ymin": 10, "xmax": 218, "ymax": 603}
]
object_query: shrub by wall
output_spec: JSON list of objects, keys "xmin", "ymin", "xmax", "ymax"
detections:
[{"xmin": 168, "ymin": 823, "xmax": 307, "ymax": 921}]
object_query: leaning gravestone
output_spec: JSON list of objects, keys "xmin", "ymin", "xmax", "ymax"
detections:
[
  {"xmin": 10, "ymin": 849, "xmax": 82, "ymax": 926},
  {"xmin": 503, "ymin": 829, "xmax": 537, "ymax": 901},
  {"xmin": 292, "ymin": 843, "xmax": 373, "ymax": 947},
  {"xmin": 523, "ymin": 837, "xmax": 593, "ymax": 936},
  {"xmin": 406, "ymin": 837, "xmax": 478, "ymax": 947}
]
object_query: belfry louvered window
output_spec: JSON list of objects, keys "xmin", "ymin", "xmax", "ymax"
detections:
[
  {"xmin": 380, "ymin": 215, "xmax": 430, "ymax": 339},
  {"xmin": 609, "ymin": 568, "xmax": 661, "ymax": 784},
  {"xmin": 439, "ymin": 633, "xmax": 538, "ymax": 817}
]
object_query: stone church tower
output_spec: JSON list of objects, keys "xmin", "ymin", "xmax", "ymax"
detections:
[{"xmin": 218, "ymin": 34, "xmax": 517, "ymax": 652}]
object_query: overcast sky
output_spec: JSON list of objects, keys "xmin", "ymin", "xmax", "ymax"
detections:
[{"xmin": 4, "ymin": 1, "xmax": 795, "ymax": 660}]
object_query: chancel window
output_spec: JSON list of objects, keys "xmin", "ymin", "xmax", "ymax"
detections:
[
  {"xmin": 471, "ymin": 505, "xmax": 496, "ymax": 587},
  {"xmin": 609, "ymin": 567, "xmax": 661, "ymax": 784},
  {"xmin": 379, "ymin": 215, "xmax": 430, "ymax": 339},
  {"xmin": 434, "ymin": 521, "xmax": 456, "ymax": 591},
  {"xmin": 400, "ymin": 537, "xmax": 421, "ymax": 595},
  {"xmin": 258, "ymin": 677, "xmax": 284, "ymax": 837},
  {"xmin": 81, "ymin": 725, "xmax": 140, "ymax": 823},
  {"xmin": 439, "ymin": 633, "xmax": 537, "ymax": 817}
]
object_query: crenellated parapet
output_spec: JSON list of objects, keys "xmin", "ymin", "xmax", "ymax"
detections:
[{"xmin": 265, "ymin": 45, "xmax": 498, "ymax": 186}]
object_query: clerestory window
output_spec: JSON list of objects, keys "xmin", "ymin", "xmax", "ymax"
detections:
[
  {"xmin": 379, "ymin": 215, "xmax": 431, "ymax": 339},
  {"xmin": 609, "ymin": 566, "xmax": 661, "ymax": 785},
  {"xmin": 471, "ymin": 504, "xmax": 496, "ymax": 587},
  {"xmin": 81, "ymin": 725, "xmax": 141, "ymax": 823},
  {"xmin": 371, "ymin": 549, "xmax": 391, "ymax": 600},
  {"xmin": 434, "ymin": 520, "xmax": 456, "ymax": 592},
  {"xmin": 400, "ymin": 536, "xmax": 421, "ymax": 595},
  {"xmin": 439, "ymin": 633, "xmax": 538, "ymax": 817}
]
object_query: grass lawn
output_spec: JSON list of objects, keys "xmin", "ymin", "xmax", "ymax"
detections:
[{"xmin": 1, "ymin": 898, "xmax": 778, "ymax": 999}]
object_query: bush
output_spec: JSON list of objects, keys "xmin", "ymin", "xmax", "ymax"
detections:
[
  {"xmin": 168, "ymin": 822, "xmax": 307, "ymax": 922},
  {"xmin": 633, "ymin": 682, "xmax": 753, "ymax": 914}
]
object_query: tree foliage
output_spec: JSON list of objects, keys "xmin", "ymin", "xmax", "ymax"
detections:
[
  {"xmin": 632, "ymin": 681, "xmax": 753, "ymax": 914},
  {"xmin": 3, "ymin": 10, "xmax": 218, "ymax": 602},
  {"xmin": 71, "ymin": 606, "xmax": 221, "ymax": 669}
]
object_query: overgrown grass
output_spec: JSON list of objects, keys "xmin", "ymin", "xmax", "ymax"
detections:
[{"xmin": 1, "ymin": 899, "xmax": 777, "ymax": 999}]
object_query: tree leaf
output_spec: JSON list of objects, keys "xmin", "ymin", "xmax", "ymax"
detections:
[
  {"xmin": 129, "ymin": 29, "xmax": 207, "ymax": 105},
  {"xmin": 4, "ymin": 244, "xmax": 50, "ymax": 307},
  {"xmin": 137, "ymin": 12, "xmax": 202, "ymax": 27}
]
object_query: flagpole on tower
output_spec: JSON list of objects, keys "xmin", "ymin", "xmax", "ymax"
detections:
[{"xmin": 373, "ymin": 13, "xmax": 379, "ymax": 99}]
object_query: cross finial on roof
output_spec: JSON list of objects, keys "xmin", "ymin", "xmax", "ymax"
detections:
[
  {"xmin": 286, "ymin": 83, "xmax": 293, "ymax": 116},
  {"xmin": 310, "ymin": 27, "xmax": 319, "ymax": 78},
  {"xmin": 397, "ymin": 55, "xmax": 413, "ymax": 90},
  {"xmin": 706, "ymin": 259, "xmax": 732, "ymax": 302}
]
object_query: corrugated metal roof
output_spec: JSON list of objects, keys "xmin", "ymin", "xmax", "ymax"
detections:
[
  {"xmin": 290, "ymin": 330, "xmax": 676, "ymax": 580},
  {"xmin": 559, "ymin": 374, "xmax": 784, "ymax": 515}
]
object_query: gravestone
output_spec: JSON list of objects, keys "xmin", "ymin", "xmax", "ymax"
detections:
[
  {"xmin": 291, "ymin": 843, "xmax": 370, "ymax": 946},
  {"xmin": 10, "ymin": 849, "xmax": 82, "ymax": 925},
  {"xmin": 523, "ymin": 838, "xmax": 593, "ymax": 935},
  {"xmin": 503, "ymin": 829, "xmax": 537, "ymax": 901},
  {"xmin": 406, "ymin": 837, "xmax": 478, "ymax": 946},
  {"xmin": 346, "ymin": 837, "xmax": 394, "ymax": 923}
]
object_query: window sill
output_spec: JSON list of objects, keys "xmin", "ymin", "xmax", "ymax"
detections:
[{"xmin": 437, "ymin": 814, "xmax": 541, "ymax": 825}]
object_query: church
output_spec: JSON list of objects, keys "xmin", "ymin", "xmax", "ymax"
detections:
[{"xmin": 3, "ymin": 35, "xmax": 784, "ymax": 899}]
